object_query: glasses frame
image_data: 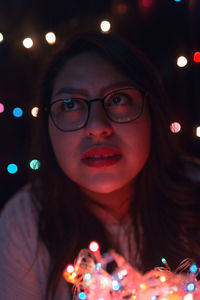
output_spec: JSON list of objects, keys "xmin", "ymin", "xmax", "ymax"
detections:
[{"xmin": 46, "ymin": 87, "xmax": 146, "ymax": 132}]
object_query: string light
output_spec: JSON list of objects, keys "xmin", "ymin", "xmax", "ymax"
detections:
[
  {"xmin": 177, "ymin": 56, "xmax": 188, "ymax": 67},
  {"xmin": 13, "ymin": 107, "xmax": 23, "ymax": 118},
  {"xmin": 100, "ymin": 20, "xmax": 111, "ymax": 33},
  {"xmin": 64, "ymin": 242, "xmax": 200, "ymax": 300},
  {"xmin": 0, "ymin": 102, "xmax": 4, "ymax": 113},
  {"xmin": 189, "ymin": 264, "xmax": 198, "ymax": 274},
  {"xmin": 23, "ymin": 37, "xmax": 33, "ymax": 49},
  {"xmin": 7, "ymin": 163, "xmax": 18, "ymax": 174},
  {"xmin": 196, "ymin": 126, "xmax": 200, "ymax": 138},
  {"xmin": 193, "ymin": 52, "xmax": 200, "ymax": 63},
  {"xmin": 66, "ymin": 265, "xmax": 74, "ymax": 273},
  {"xmin": 0, "ymin": 33, "xmax": 3, "ymax": 42},
  {"xmin": 29, "ymin": 159, "xmax": 40, "ymax": 170},
  {"xmin": 45, "ymin": 32, "xmax": 56, "ymax": 45},
  {"xmin": 170, "ymin": 122, "xmax": 181, "ymax": 133},
  {"xmin": 89, "ymin": 241, "xmax": 99, "ymax": 252},
  {"xmin": 31, "ymin": 107, "xmax": 39, "ymax": 117}
]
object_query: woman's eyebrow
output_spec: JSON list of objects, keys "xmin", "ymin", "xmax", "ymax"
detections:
[
  {"xmin": 54, "ymin": 81, "xmax": 135, "ymax": 98},
  {"xmin": 54, "ymin": 87, "xmax": 88, "ymax": 97}
]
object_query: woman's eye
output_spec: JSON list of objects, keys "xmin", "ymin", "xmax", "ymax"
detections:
[
  {"xmin": 61, "ymin": 99, "xmax": 80, "ymax": 111},
  {"xmin": 109, "ymin": 94, "xmax": 128, "ymax": 105}
]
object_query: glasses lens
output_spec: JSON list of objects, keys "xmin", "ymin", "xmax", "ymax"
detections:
[
  {"xmin": 50, "ymin": 98, "xmax": 87, "ymax": 131},
  {"xmin": 104, "ymin": 88, "xmax": 143, "ymax": 122}
]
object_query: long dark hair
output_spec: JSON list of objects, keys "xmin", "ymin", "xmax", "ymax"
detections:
[{"xmin": 29, "ymin": 32, "xmax": 200, "ymax": 299}]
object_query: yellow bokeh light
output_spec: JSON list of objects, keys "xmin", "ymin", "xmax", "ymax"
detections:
[
  {"xmin": 177, "ymin": 56, "xmax": 188, "ymax": 67},
  {"xmin": 196, "ymin": 126, "xmax": 200, "ymax": 137},
  {"xmin": 0, "ymin": 33, "xmax": 4, "ymax": 42},
  {"xmin": 45, "ymin": 32, "xmax": 56, "ymax": 45},
  {"xmin": 100, "ymin": 20, "xmax": 111, "ymax": 32},
  {"xmin": 31, "ymin": 107, "xmax": 39, "ymax": 117},
  {"xmin": 23, "ymin": 37, "xmax": 33, "ymax": 49}
]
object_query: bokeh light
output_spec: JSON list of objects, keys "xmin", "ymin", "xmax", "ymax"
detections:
[
  {"xmin": 140, "ymin": 0, "xmax": 153, "ymax": 8},
  {"xmin": 0, "ymin": 102, "xmax": 4, "ymax": 113},
  {"xmin": 100, "ymin": 20, "xmax": 111, "ymax": 33},
  {"xmin": 174, "ymin": 0, "xmax": 182, "ymax": 2},
  {"xmin": 89, "ymin": 241, "xmax": 99, "ymax": 252},
  {"xmin": 45, "ymin": 32, "xmax": 56, "ymax": 45},
  {"xmin": 23, "ymin": 37, "xmax": 33, "ymax": 48},
  {"xmin": 177, "ymin": 56, "xmax": 188, "ymax": 67},
  {"xmin": 196, "ymin": 126, "xmax": 200, "ymax": 138},
  {"xmin": 7, "ymin": 163, "xmax": 18, "ymax": 174},
  {"xmin": 13, "ymin": 107, "xmax": 23, "ymax": 118},
  {"xmin": 66, "ymin": 265, "xmax": 74, "ymax": 273},
  {"xmin": 170, "ymin": 122, "xmax": 181, "ymax": 133},
  {"xmin": 31, "ymin": 107, "xmax": 39, "ymax": 117},
  {"xmin": 0, "ymin": 33, "xmax": 3, "ymax": 42},
  {"xmin": 29, "ymin": 159, "xmax": 41, "ymax": 170},
  {"xmin": 193, "ymin": 52, "xmax": 200, "ymax": 63}
]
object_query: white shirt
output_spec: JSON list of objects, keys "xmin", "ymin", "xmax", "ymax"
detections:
[{"xmin": 0, "ymin": 185, "xmax": 138, "ymax": 299}]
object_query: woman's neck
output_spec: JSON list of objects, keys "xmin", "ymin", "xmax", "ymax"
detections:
[{"xmin": 80, "ymin": 182, "xmax": 134, "ymax": 225}]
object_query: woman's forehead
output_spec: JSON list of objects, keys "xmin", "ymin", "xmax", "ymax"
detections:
[{"xmin": 52, "ymin": 52, "xmax": 135, "ymax": 99}]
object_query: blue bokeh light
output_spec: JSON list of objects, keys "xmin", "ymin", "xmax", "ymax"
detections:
[
  {"xmin": 13, "ymin": 107, "xmax": 23, "ymax": 118},
  {"xmin": 7, "ymin": 163, "xmax": 18, "ymax": 174}
]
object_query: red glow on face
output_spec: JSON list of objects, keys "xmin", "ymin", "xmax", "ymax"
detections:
[
  {"xmin": 89, "ymin": 241, "xmax": 99, "ymax": 252},
  {"xmin": 140, "ymin": 0, "xmax": 153, "ymax": 8},
  {"xmin": 193, "ymin": 52, "xmax": 200, "ymax": 63}
]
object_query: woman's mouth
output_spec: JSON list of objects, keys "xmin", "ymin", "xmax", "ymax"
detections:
[
  {"xmin": 82, "ymin": 154, "xmax": 122, "ymax": 167},
  {"xmin": 81, "ymin": 147, "xmax": 122, "ymax": 168}
]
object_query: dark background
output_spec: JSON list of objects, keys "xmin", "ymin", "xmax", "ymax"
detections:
[{"xmin": 0, "ymin": 0, "xmax": 200, "ymax": 208}]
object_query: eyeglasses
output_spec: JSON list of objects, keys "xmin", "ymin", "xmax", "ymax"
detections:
[{"xmin": 47, "ymin": 87, "xmax": 146, "ymax": 132}]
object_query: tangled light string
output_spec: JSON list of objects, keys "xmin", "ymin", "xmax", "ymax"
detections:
[{"xmin": 63, "ymin": 241, "xmax": 200, "ymax": 300}]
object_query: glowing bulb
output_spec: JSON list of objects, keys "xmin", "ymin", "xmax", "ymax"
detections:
[
  {"xmin": 186, "ymin": 282, "xmax": 195, "ymax": 292},
  {"xmin": 160, "ymin": 275, "xmax": 166, "ymax": 282},
  {"xmin": 89, "ymin": 241, "xmax": 99, "ymax": 252},
  {"xmin": 190, "ymin": 264, "xmax": 198, "ymax": 274},
  {"xmin": 177, "ymin": 56, "xmax": 188, "ymax": 67},
  {"xmin": 7, "ymin": 163, "xmax": 18, "ymax": 174},
  {"xmin": 13, "ymin": 107, "xmax": 23, "ymax": 118},
  {"xmin": 66, "ymin": 265, "xmax": 74, "ymax": 273},
  {"xmin": 29, "ymin": 159, "xmax": 40, "ymax": 170},
  {"xmin": 112, "ymin": 280, "xmax": 121, "ymax": 291},
  {"xmin": 45, "ymin": 32, "xmax": 56, "ymax": 45},
  {"xmin": 170, "ymin": 122, "xmax": 181, "ymax": 133},
  {"xmin": 72, "ymin": 272, "xmax": 76, "ymax": 278},
  {"xmin": 23, "ymin": 37, "xmax": 33, "ymax": 49},
  {"xmin": 196, "ymin": 126, "xmax": 200, "ymax": 138},
  {"xmin": 84, "ymin": 273, "xmax": 92, "ymax": 281},
  {"xmin": 100, "ymin": 20, "xmax": 111, "ymax": 33},
  {"xmin": 78, "ymin": 292, "xmax": 87, "ymax": 300},
  {"xmin": 183, "ymin": 294, "xmax": 193, "ymax": 300},
  {"xmin": 140, "ymin": 283, "xmax": 147, "ymax": 290},
  {"xmin": 0, "ymin": 102, "xmax": 4, "ymax": 113},
  {"xmin": 0, "ymin": 33, "xmax": 3, "ymax": 42},
  {"xmin": 161, "ymin": 258, "xmax": 167, "ymax": 264},
  {"xmin": 31, "ymin": 107, "xmax": 39, "ymax": 117},
  {"xmin": 193, "ymin": 52, "xmax": 200, "ymax": 63}
]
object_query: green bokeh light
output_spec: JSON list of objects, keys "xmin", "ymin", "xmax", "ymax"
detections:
[{"xmin": 29, "ymin": 159, "xmax": 40, "ymax": 170}]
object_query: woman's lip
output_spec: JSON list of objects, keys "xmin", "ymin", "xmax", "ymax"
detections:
[
  {"xmin": 81, "ymin": 155, "xmax": 122, "ymax": 168},
  {"xmin": 81, "ymin": 146, "xmax": 122, "ymax": 159}
]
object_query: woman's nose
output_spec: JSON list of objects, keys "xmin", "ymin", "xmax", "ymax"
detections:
[{"xmin": 84, "ymin": 101, "xmax": 113, "ymax": 138}]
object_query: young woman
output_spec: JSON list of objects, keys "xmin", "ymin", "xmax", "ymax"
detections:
[{"xmin": 0, "ymin": 32, "xmax": 199, "ymax": 300}]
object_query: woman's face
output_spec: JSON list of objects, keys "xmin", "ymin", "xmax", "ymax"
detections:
[{"xmin": 48, "ymin": 52, "xmax": 151, "ymax": 195}]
